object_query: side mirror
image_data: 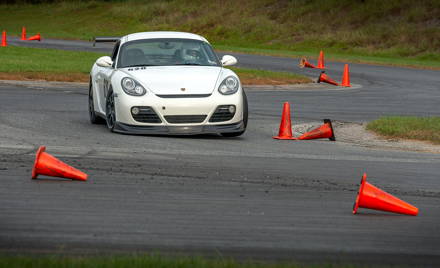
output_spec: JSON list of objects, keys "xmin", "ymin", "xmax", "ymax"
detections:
[
  {"xmin": 221, "ymin": 55, "xmax": 237, "ymax": 66},
  {"xmin": 96, "ymin": 56, "xmax": 113, "ymax": 68}
]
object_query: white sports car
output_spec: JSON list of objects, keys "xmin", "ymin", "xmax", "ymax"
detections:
[{"xmin": 89, "ymin": 31, "xmax": 247, "ymax": 136}]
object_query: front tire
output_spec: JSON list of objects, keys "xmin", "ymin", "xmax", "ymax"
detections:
[
  {"xmin": 221, "ymin": 91, "xmax": 248, "ymax": 137},
  {"xmin": 89, "ymin": 80, "xmax": 105, "ymax": 124},
  {"xmin": 105, "ymin": 89, "xmax": 116, "ymax": 132}
]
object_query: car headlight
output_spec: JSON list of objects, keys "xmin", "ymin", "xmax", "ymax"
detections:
[
  {"xmin": 121, "ymin": 77, "xmax": 146, "ymax": 96},
  {"xmin": 218, "ymin": 76, "xmax": 239, "ymax": 95}
]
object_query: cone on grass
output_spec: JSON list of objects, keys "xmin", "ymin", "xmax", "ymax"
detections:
[
  {"xmin": 317, "ymin": 50, "xmax": 325, "ymax": 69},
  {"xmin": 297, "ymin": 119, "xmax": 335, "ymax": 141},
  {"xmin": 341, "ymin": 64, "xmax": 351, "ymax": 87},
  {"xmin": 28, "ymin": 33, "xmax": 41, "ymax": 41},
  {"xmin": 353, "ymin": 173, "xmax": 418, "ymax": 216},
  {"xmin": 273, "ymin": 102, "xmax": 296, "ymax": 140},
  {"xmin": 21, "ymin": 26, "xmax": 26, "ymax": 41},
  {"xmin": 299, "ymin": 57, "xmax": 316, "ymax": 69},
  {"xmin": 317, "ymin": 71, "xmax": 339, "ymax": 86},
  {"xmin": 1, "ymin": 31, "xmax": 7, "ymax": 47},
  {"xmin": 32, "ymin": 146, "xmax": 88, "ymax": 181}
]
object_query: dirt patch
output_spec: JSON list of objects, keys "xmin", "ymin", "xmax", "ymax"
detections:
[
  {"xmin": 0, "ymin": 80, "xmax": 87, "ymax": 90},
  {"xmin": 239, "ymin": 76, "xmax": 311, "ymax": 85},
  {"xmin": 0, "ymin": 72, "xmax": 312, "ymax": 86},
  {"xmin": 293, "ymin": 121, "xmax": 440, "ymax": 153},
  {"xmin": 0, "ymin": 78, "xmax": 321, "ymax": 90},
  {"xmin": 0, "ymin": 72, "xmax": 90, "ymax": 82}
]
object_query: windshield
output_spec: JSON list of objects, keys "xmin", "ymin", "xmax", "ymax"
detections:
[{"xmin": 117, "ymin": 38, "xmax": 220, "ymax": 68}]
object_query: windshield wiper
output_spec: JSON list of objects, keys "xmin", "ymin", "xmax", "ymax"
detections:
[
  {"xmin": 175, "ymin": 63, "xmax": 202, "ymax": 66},
  {"xmin": 124, "ymin": 64, "xmax": 155, "ymax": 68}
]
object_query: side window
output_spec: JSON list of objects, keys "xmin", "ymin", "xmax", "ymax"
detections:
[{"xmin": 111, "ymin": 41, "xmax": 120, "ymax": 67}]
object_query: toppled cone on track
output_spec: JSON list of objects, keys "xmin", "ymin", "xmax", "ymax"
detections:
[
  {"xmin": 1, "ymin": 31, "xmax": 7, "ymax": 47},
  {"xmin": 28, "ymin": 33, "xmax": 41, "ymax": 41},
  {"xmin": 21, "ymin": 26, "xmax": 26, "ymax": 41},
  {"xmin": 317, "ymin": 71, "xmax": 339, "ymax": 86},
  {"xmin": 297, "ymin": 119, "xmax": 335, "ymax": 141},
  {"xmin": 353, "ymin": 173, "xmax": 418, "ymax": 216},
  {"xmin": 273, "ymin": 102, "xmax": 296, "ymax": 140},
  {"xmin": 299, "ymin": 57, "xmax": 316, "ymax": 69},
  {"xmin": 317, "ymin": 50, "xmax": 325, "ymax": 69},
  {"xmin": 32, "ymin": 146, "xmax": 88, "ymax": 181},
  {"xmin": 341, "ymin": 64, "xmax": 351, "ymax": 87}
]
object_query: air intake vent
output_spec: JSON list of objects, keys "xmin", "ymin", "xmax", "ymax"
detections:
[
  {"xmin": 131, "ymin": 106, "xmax": 162, "ymax": 123},
  {"xmin": 164, "ymin": 115, "xmax": 207, "ymax": 124},
  {"xmin": 209, "ymin": 105, "xmax": 236, "ymax": 122}
]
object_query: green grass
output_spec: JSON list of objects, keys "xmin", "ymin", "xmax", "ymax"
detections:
[
  {"xmin": 367, "ymin": 116, "xmax": 440, "ymax": 144},
  {"xmin": 0, "ymin": 46, "xmax": 104, "ymax": 74},
  {"xmin": 217, "ymin": 46, "xmax": 440, "ymax": 69},
  {"xmin": 0, "ymin": 255, "xmax": 394, "ymax": 268},
  {"xmin": 0, "ymin": 0, "xmax": 440, "ymax": 68},
  {"xmin": 0, "ymin": 0, "xmax": 439, "ymax": 68},
  {"xmin": 0, "ymin": 46, "xmax": 310, "ymax": 84},
  {"xmin": 230, "ymin": 67, "xmax": 311, "ymax": 85}
]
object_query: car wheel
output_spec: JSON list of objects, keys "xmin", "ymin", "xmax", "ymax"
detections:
[
  {"xmin": 221, "ymin": 91, "xmax": 248, "ymax": 137},
  {"xmin": 105, "ymin": 89, "xmax": 116, "ymax": 132},
  {"xmin": 89, "ymin": 80, "xmax": 105, "ymax": 124}
]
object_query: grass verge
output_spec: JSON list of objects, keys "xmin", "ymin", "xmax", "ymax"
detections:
[
  {"xmin": 0, "ymin": 255, "xmax": 384, "ymax": 268},
  {"xmin": 217, "ymin": 46, "xmax": 440, "ymax": 70},
  {"xmin": 0, "ymin": 0, "xmax": 439, "ymax": 69},
  {"xmin": 367, "ymin": 116, "xmax": 440, "ymax": 144},
  {"xmin": 0, "ymin": 46, "xmax": 310, "ymax": 85},
  {"xmin": 230, "ymin": 67, "xmax": 310, "ymax": 85}
]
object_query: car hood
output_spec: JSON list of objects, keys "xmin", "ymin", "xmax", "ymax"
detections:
[{"xmin": 123, "ymin": 66, "xmax": 222, "ymax": 95}]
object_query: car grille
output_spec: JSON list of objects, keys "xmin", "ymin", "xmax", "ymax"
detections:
[
  {"xmin": 164, "ymin": 115, "xmax": 207, "ymax": 124},
  {"xmin": 156, "ymin": 94, "xmax": 211, "ymax": 98},
  {"xmin": 131, "ymin": 106, "xmax": 162, "ymax": 123},
  {"xmin": 209, "ymin": 105, "xmax": 236, "ymax": 122}
]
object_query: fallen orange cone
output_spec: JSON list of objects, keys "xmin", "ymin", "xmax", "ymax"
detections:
[
  {"xmin": 32, "ymin": 146, "xmax": 88, "ymax": 181},
  {"xmin": 273, "ymin": 102, "xmax": 296, "ymax": 140},
  {"xmin": 1, "ymin": 31, "xmax": 7, "ymax": 47},
  {"xmin": 353, "ymin": 173, "xmax": 418, "ymax": 216},
  {"xmin": 21, "ymin": 26, "xmax": 26, "ymax": 41},
  {"xmin": 28, "ymin": 33, "xmax": 41, "ymax": 41},
  {"xmin": 317, "ymin": 71, "xmax": 339, "ymax": 86},
  {"xmin": 341, "ymin": 64, "xmax": 351, "ymax": 87},
  {"xmin": 297, "ymin": 119, "xmax": 335, "ymax": 141},
  {"xmin": 317, "ymin": 50, "xmax": 325, "ymax": 69},
  {"xmin": 299, "ymin": 57, "xmax": 316, "ymax": 69}
]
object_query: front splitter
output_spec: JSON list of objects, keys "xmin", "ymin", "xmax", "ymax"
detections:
[{"xmin": 113, "ymin": 121, "xmax": 245, "ymax": 135}]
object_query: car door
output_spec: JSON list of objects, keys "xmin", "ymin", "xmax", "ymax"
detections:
[{"xmin": 97, "ymin": 41, "xmax": 120, "ymax": 113}]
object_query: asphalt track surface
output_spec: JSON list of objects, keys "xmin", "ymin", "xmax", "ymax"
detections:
[{"xmin": 1, "ymin": 37, "xmax": 440, "ymax": 266}]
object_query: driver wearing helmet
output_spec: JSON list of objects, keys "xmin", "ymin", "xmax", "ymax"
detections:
[{"xmin": 182, "ymin": 43, "xmax": 203, "ymax": 63}]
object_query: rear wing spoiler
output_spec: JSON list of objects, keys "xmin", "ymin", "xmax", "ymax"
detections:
[{"xmin": 93, "ymin": 36, "xmax": 120, "ymax": 47}]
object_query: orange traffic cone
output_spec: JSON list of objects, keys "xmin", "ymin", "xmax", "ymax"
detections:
[
  {"xmin": 273, "ymin": 102, "xmax": 296, "ymax": 140},
  {"xmin": 317, "ymin": 71, "xmax": 339, "ymax": 86},
  {"xmin": 28, "ymin": 33, "xmax": 41, "ymax": 41},
  {"xmin": 317, "ymin": 50, "xmax": 325, "ymax": 69},
  {"xmin": 353, "ymin": 173, "xmax": 418, "ymax": 216},
  {"xmin": 341, "ymin": 64, "xmax": 351, "ymax": 87},
  {"xmin": 32, "ymin": 146, "xmax": 88, "ymax": 181},
  {"xmin": 299, "ymin": 57, "xmax": 316, "ymax": 69},
  {"xmin": 297, "ymin": 119, "xmax": 335, "ymax": 141},
  {"xmin": 1, "ymin": 31, "xmax": 7, "ymax": 47},
  {"xmin": 21, "ymin": 26, "xmax": 26, "ymax": 40}
]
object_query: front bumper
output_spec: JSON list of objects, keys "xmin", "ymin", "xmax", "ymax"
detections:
[{"xmin": 113, "ymin": 120, "xmax": 245, "ymax": 135}]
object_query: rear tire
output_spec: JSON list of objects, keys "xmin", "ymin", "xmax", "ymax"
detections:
[
  {"xmin": 89, "ymin": 80, "xmax": 105, "ymax": 124},
  {"xmin": 221, "ymin": 91, "xmax": 248, "ymax": 137}
]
